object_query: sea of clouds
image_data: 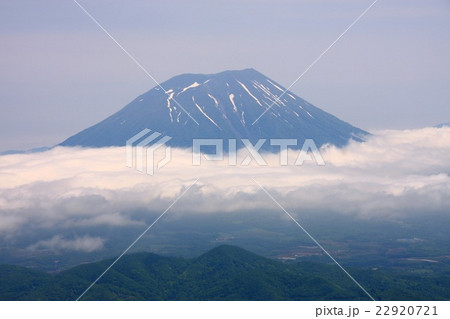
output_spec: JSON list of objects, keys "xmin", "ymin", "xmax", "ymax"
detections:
[{"xmin": 1, "ymin": 127, "xmax": 449, "ymax": 252}]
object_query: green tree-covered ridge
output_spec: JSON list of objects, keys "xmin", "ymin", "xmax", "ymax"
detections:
[{"xmin": 1, "ymin": 245, "xmax": 449, "ymax": 301}]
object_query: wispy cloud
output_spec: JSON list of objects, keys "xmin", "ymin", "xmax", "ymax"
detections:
[{"xmin": 27, "ymin": 235, "xmax": 105, "ymax": 253}]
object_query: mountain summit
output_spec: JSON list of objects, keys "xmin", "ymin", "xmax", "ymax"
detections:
[{"xmin": 60, "ymin": 68, "xmax": 367, "ymax": 149}]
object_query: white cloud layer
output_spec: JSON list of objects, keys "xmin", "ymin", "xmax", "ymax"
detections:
[{"xmin": 0, "ymin": 127, "xmax": 449, "ymax": 240}]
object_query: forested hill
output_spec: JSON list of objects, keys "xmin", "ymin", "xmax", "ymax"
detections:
[{"xmin": 1, "ymin": 245, "xmax": 449, "ymax": 301}]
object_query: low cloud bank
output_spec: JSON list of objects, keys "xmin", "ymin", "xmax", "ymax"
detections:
[
  {"xmin": 27, "ymin": 235, "xmax": 104, "ymax": 253},
  {"xmin": 0, "ymin": 127, "xmax": 449, "ymax": 243}
]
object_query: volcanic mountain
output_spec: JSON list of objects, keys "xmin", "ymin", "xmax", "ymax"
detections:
[{"xmin": 60, "ymin": 68, "xmax": 367, "ymax": 149}]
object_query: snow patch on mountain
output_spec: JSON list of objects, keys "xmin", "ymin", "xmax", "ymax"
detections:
[
  {"xmin": 266, "ymin": 79, "xmax": 284, "ymax": 92},
  {"xmin": 192, "ymin": 96, "xmax": 221, "ymax": 129},
  {"xmin": 237, "ymin": 80, "xmax": 262, "ymax": 107},
  {"xmin": 229, "ymin": 94, "xmax": 238, "ymax": 112},
  {"xmin": 288, "ymin": 93, "xmax": 296, "ymax": 100},
  {"xmin": 208, "ymin": 94, "xmax": 219, "ymax": 107},
  {"xmin": 178, "ymin": 82, "xmax": 200, "ymax": 95},
  {"xmin": 166, "ymin": 92, "xmax": 175, "ymax": 122},
  {"xmin": 252, "ymin": 81, "xmax": 285, "ymax": 107}
]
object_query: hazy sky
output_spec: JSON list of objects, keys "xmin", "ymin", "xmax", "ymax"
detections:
[{"xmin": 1, "ymin": 0, "xmax": 449, "ymax": 151}]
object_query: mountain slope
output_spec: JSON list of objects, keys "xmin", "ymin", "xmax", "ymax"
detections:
[
  {"xmin": 60, "ymin": 69, "xmax": 367, "ymax": 149},
  {"xmin": 436, "ymin": 122, "xmax": 450, "ymax": 128},
  {"xmin": 173, "ymin": 245, "xmax": 358, "ymax": 300},
  {"xmin": 1, "ymin": 245, "xmax": 450, "ymax": 301}
]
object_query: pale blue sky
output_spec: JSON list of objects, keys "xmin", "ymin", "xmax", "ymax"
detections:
[{"xmin": 1, "ymin": 0, "xmax": 449, "ymax": 151}]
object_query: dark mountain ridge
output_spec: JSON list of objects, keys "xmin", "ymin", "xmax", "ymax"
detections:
[{"xmin": 1, "ymin": 245, "xmax": 449, "ymax": 301}]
